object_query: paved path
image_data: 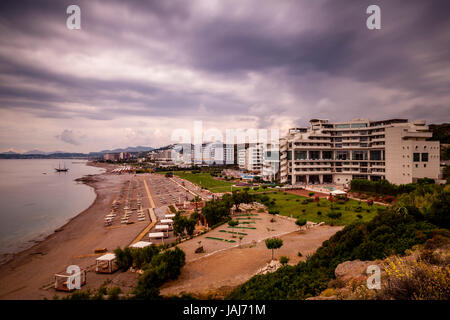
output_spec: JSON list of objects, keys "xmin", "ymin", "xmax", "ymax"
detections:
[{"xmin": 130, "ymin": 178, "xmax": 157, "ymax": 245}]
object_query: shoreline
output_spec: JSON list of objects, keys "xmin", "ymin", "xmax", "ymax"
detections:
[
  {"xmin": 0, "ymin": 160, "xmax": 146, "ymax": 299},
  {"xmin": 0, "ymin": 161, "xmax": 109, "ymax": 266}
]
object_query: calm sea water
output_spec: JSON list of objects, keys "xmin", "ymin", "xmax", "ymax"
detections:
[{"xmin": 0, "ymin": 159, "xmax": 105, "ymax": 259}]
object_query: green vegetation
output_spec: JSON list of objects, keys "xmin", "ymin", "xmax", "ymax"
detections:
[
  {"xmin": 295, "ymin": 218, "xmax": 307, "ymax": 228},
  {"xmin": 254, "ymin": 192, "xmax": 383, "ymax": 226},
  {"xmin": 279, "ymin": 256, "xmax": 290, "ymax": 266},
  {"xmin": 229, "ymin": 184, "xmax": 450, "ymax": 300},
  {"xmin": 350, "ymin": 178, "xmax": 435, "ymax": 196},
  {"xmin": 265, "ymin": 238, "xmax": 283, "ymax": 260},
  {"xmin": 205, "ymin": 236, "xmax": 236, "ymax": 243},
  {"xmin": 429, "ymin": 123, "xmax": 450, "ymax": 144},
  {"xmin": 229, "ymin": 210, "xmax": 440, "ymax": 299},
  {"xmin": 173, "ymin": 212, "xmax": 197, "ymax": 238},
  {"xmin": 172, "ymin": 171, "xmax": 235, "ymax": 193},
  {"xmin": 65, "ymin": 246, "xmax": 186, "ymax": 300},
  {"xmin": 114, "ymin": 245, "xmax": 160, "ymax": 271},
  {"xmin": 219, "ymin": 230, "xmax": 247, "ymax": 236},
  {"xmin": 133, "ymin": 247, "xmax": 186, "ymax": 299},
  {"xmin": 228, "ymin": 219, "xmax": 239, "ymax": 237},
  {"xmin": 201, "ymin": 193, "xmax": 233, "ymax": 226}
]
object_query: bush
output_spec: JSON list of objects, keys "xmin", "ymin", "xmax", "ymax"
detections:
[
  {"xmin": 279, "ymin": 256, "xmax": 290, "ymax": 266},
  {"xmin": 114, "ymin": 247, "xmax": 134, "ymax": 271},
  {"xmin": 295, "ymin": 218, "xmax": 307, "ymax": 227},
  {"xmin": 327, "ymin": 212, "xmax": 342, "ymax": 220},
  {"xmin": 308, "ymin": 192, "xmax": 315, "ymax": 197},
  {"xmin": 356, "ymin": 214, "xmax": 363, "ymax": 219},
  {"xmin": 317, "ymin": 211, "xmax": 322, "ymax": 216},
  {"xmin": 107, "ymin": 286, "xmax": 122, "ymax": 300},
  {"xmin": 297, "ymin": 252, "xmax": 303, "ymax": 257}
]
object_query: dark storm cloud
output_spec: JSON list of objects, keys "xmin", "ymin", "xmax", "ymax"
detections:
[{"xmin": 0, "ymin": 0, "xmax": 449, "ymax": 151}]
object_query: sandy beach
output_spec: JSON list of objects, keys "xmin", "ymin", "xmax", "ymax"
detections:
[
  {"xmin": 0, "ymin": 163, "xmax": 147, "ymax": 299},
  {"xmin": 0, "ymin": 165, "xmax": 342, "ymax": 300}
]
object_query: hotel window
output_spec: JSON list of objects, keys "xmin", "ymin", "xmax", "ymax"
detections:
[
  {"xmin": 421, "ymin": 153, "xmax": 428, "ymax": 162},
  {"xmin": 309, "ymin": 151, "xmax": 320, "ymax": 159},
  {"xmin": 424, "ymin": 164, "xmax": 427, "ymax": 168},
  {"xmin": 336, "ymin": 151, "xmax": 349, "ymax": 160},
  {"xmin": 322, "ymin": 151, "xmax": 333, "ymax": 159},
  {"xmin": 294, "ymin": 150, "xmax": 307, "ymax": 160}
]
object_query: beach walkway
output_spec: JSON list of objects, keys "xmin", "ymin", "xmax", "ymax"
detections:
[{"xmin": 130, "ymin": 178, "xmax": 157, "ymax": 245}]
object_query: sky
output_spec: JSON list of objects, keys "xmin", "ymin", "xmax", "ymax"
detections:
[{"xmin": 0, "ymin": 0, "xmax": 449, "ymax": 153}]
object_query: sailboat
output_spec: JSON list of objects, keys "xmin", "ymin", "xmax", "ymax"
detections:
[{"xmin": 55, "ymin": 162, "xmax": 69, "ymax": 172}]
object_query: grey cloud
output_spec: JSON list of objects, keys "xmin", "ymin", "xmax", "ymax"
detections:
[
  {"xmin": 0, "ymin": 0, "xmax": 449, "ymax": 152},
  {"xmin": 56, "ymin": 129, "xmax": 80, "ymax": 145}
]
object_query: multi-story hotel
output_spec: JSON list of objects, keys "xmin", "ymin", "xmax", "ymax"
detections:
[
  {"xmin": 238, "ymin": 144, "xmax": 264, "ymax": 172},
  {"xmin": 279, "ymin": 119, "xmax": 440, "ymax": 186}
]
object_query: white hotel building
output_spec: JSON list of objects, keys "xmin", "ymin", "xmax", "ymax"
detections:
[{"xmin": 279, "ymin": 119, "xmax": 440, "ymax": 186}]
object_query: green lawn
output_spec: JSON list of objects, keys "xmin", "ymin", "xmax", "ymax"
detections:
[
  {"xmin": 170, "ymin": 172, "xmax": 236, "ymax": 193},
  {"xmin": 263, "ymin": 192, "xmax": 385, "ymax": 226},
  {"xmin": 157, "ymin": 171, "xmax": 384, "ymax": 226}
]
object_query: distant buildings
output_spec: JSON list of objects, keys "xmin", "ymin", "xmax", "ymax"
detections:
[
  {"xmin": 279, "ymin": 118, "xmax": 440, "ymax": 186},
  {"xmin": 103, "ymin": 152, "xmax": 131, "ymax": 161},
  {"xmin": 103, "ymin": 153, "xmax": 120, "ymax": 161}
]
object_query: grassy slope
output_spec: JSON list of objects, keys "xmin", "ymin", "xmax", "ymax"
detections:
[
  {"xmin": 160, "ymin": 171, "xmax": 236, "ymax": 193},
  {"xmin": 259, "ymin": 191, "xmax": 384, "ymax": 225}
]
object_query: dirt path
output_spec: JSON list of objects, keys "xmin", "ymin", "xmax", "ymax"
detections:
[{"xmin": 160, "ymin": 225, "xmax": 342, "ymax": 299}]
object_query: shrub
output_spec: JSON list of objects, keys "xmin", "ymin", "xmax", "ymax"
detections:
[
  {"xmin": 114, "ymin": 247, "xmax": 133, "ymax": 271},
  {"xmin": 279, "ymin": 256, "xmax": 290, "ymax": 266},
  {"xmin": 379, "ymin": 256, "xmax": 450, "ymax": 300},
  {"xmin": 295, "ymin": 218, "xmax": 307, "ymax": 227},
  {"xmin": 327, "ymin": 212, "xmax": 342, "ymax": 220},
  {"xmin": 308, "ymin": 192, "xmax": 315, "ymax": 197},
  {"xmin": 297, "ymin": 252, "xmax": 303, "ymax": 257},
  {"xmin": 357, "ymin": 214, "xmax": 363, "ymax": 219},
  {"xmin": 107, "ymin": 286, "xmax": 122, "ymax": 300},
  {"xmin": 317, "ymin": 211, "xmax": 322, "ymax": 216}
]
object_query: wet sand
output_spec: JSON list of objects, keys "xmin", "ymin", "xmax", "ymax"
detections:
[{"xmin": 0, "ymin": 165, "xmax": 149, "ymax": 300}]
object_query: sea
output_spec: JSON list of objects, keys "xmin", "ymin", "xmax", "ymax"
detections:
[{"xmin": 0, "ymin": 159, "xmax": 105, "ymax": 263}]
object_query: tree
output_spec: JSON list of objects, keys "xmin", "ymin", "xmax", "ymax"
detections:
[
  {"xmin": 228, "ymin": 219, "xmax": 239, "ymax": 237},
  {"xmin": 173, "ymin": 213, "xmax": 187, "ymax": 238},
  {"xmin": 232, "ymin": 190, "xmax": 253, "ymax": 212},
  {"xmin": 202, "ymin": 198, "xmax": 232, "ymax": 226},
  {"xmin": 265, "ymin": 238, "xmax": 283, "ymax": 260},
  {"xmin": 295, "ymin": 218, "xmax": 307, "ymax": 229},
  {"xmin": 191, "ymin": 195, "xmax": 201, "ymax": 212},
  {"xmin": 185, "ymin": 215, "xmax": 197, "ymax": 237}
]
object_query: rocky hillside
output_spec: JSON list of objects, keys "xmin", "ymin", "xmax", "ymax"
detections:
[{"xmin": 309, "ymin": 232, "xmax": 450, "ymax": 300}]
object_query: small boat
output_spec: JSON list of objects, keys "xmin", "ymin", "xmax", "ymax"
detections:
[{"xmin": 55, "ymin": 163, "xmax": 69, "ymax": 172}]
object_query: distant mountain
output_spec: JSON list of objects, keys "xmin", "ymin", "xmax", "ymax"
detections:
[
  {"xmin": 23, "ymin": 149, "xmax": 48, "ymax": 155},
  {"xmin": 0, "ymin": 151, "xmax": 19, "ymax": 155},
  {"xmin": 99, "ymin": 146, "xmax": 154, "ymax": 154}
]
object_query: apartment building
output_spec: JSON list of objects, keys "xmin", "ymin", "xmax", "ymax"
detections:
[
  {"xmin": 280, "ymin": 118, "xmax": 440, "ymax": 186},
  {"xmin": 238, "ymin": 143, "xmax": 264, "ymax": 172}
]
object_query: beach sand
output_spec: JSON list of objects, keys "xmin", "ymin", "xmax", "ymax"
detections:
[{"xmin": 0, "ymin": 164, "xmax": 147, "ymax": 300}]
